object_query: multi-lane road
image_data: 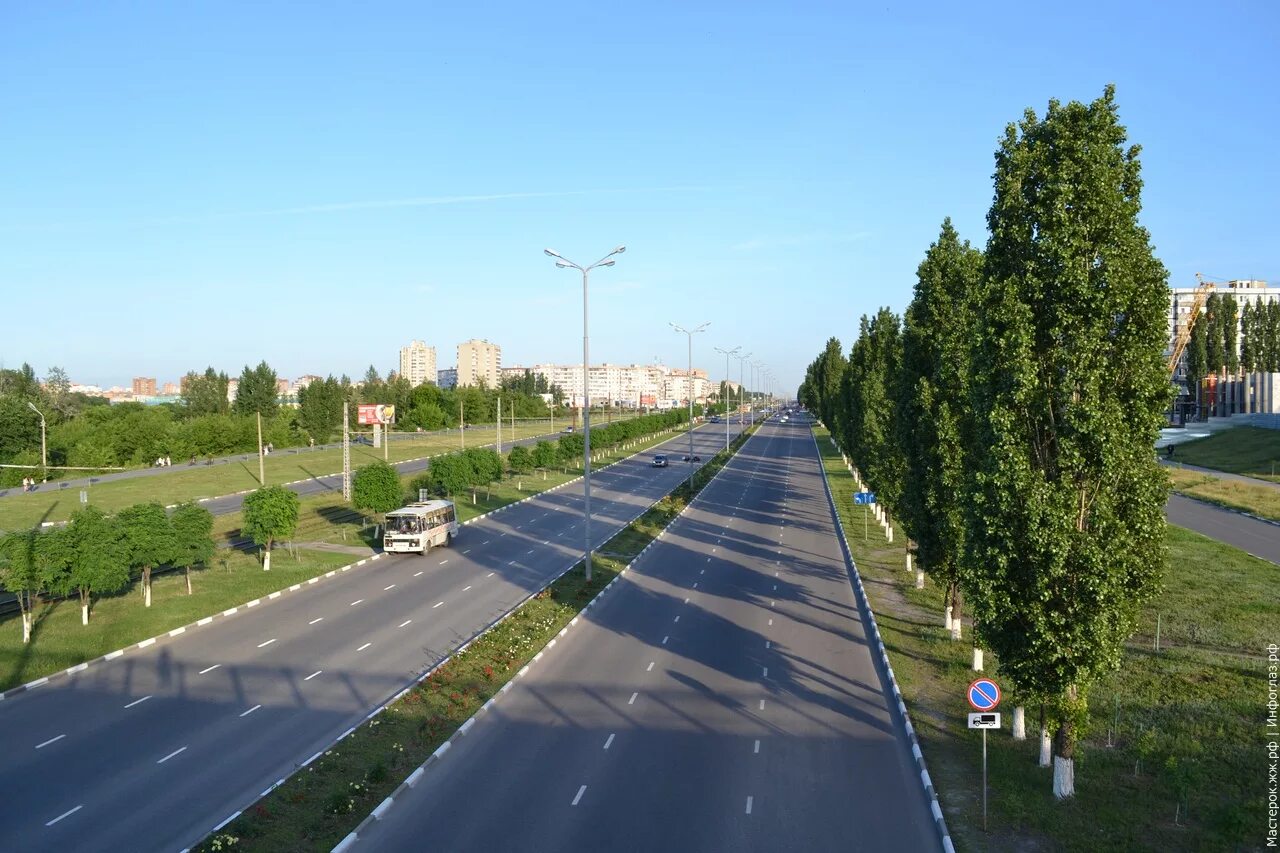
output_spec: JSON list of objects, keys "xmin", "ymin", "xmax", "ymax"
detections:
[
  {"xmin": 0, "ymin": 421, "xmax": 745, "ymax": 853},
  {"xmin": 349, "ymin": 417, "xmax": 939, "ymax": 852}
]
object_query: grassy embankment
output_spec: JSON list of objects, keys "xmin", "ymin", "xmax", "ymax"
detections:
[
  {"xmin": 193, "ymin": 426, "xmax": 756, "ymax": 852},
  {"xmin": 0, "ymin": 421, "xmax": 573, "ymax": 530},
  {"xmin": 1172, "ymin": 426, "xmax": 1280, "ymax": 483},
  {"xmin": 0, "ymin": 423, "xmax": 689, "ymax": 691},
  {"xmin": 814, "ymin": 425, "xmax": 1264, "ymax": 853},
  {"xmin": 1166, "ymin": 467, "xmax": 1280, "ymax": 523}
]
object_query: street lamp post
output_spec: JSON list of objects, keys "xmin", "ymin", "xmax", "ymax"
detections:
[
  {"xmin": 750, "ymin": 361, "xmax": 763, "ymax": 426},
  {"xmin": 671, "ymin": 322, "xmax": 710, "ymax": 491},
  {"xmin": 27, "ymin": 402, "xmax": 47, "ymax": 480},
  {"xmin": 713, "ymin": 345, "xmax": 740, "ymax": 451},
  {"xmin": 735, "ymin": 352, "xmax": 752, "ymax": 431},
  {"xmin": 545, "ymin": 245, "xmax": 626, "ymax": 581}
]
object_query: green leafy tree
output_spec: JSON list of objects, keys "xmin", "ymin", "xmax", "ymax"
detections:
[
  {"xmin": 814, "ymin": 337, "xmax": 846, "ymax": 431},
  {"xmin": 896, "ymin": 219, "xmax": 983, "ymax": 634},
  {"xmin": 532, "ymin": 440, "xmax": 559, "ymax": 470},
  {"xmin": 507, "ymin": 445, "xmax": 533, "ymax": 474},
  {"xmin": 182, "ymin": 367, "xmax": 232, "ymax": 416},
  {"xmin": 0, "ymin": 530, "xmax": 42, "ymax": 643},
  {"xmin": 118, "ymin": 502, "xmax": 178, "ymax": 608},
  {"xmin": 241, "ymin": 485, "xmax": 299, "ymax": 571},
  {"xmin": 1221, "ymin": 294, "xmax": 1239, "ymax": 376},
  {"xmin": 170, "ymin": 502, "xmax": 215, "ymax": 595},
  {"xmin": 233, "ymin": 361, "xmax": 280, "ymax": 419},
  {"xmin": 964, "ymin": 86, "xmax": 1171, "ymax": 799},
  {"xmin": 353, "ymin": 461, "xmax": 405, "ymax": 522},
  {"xmin": 558, "ymin": 432, "xmax": 585, "ymax": 463},
  {"xmin": 1187, "ymin": 315, "xmax": 1209, "ymax": 415},
  {"xmin": 56, "ymin": 505, "xmax": 131, "ymax": 625},
  {"xmin": 1239, "ymin": 302, "xmax": 1255, "ymax": 373},
  {"xmin": 297, "ymin": 376, "xmax": 345, "ymax": 443}
]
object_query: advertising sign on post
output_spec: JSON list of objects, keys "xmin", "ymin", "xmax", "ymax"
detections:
[{"xmin": 357, "ymin": 404, "xmax": 396, "ymax": 425}]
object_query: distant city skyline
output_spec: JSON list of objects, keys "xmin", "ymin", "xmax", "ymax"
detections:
[{"xmin": 2, "ymin": 3, "xmax": 1275, "ymax": 394}]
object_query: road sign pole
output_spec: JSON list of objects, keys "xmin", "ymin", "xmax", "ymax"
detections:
[
  {"xmin": 864, "ymin": 504, "xmax": 868, "ymax": 542},
  {"xmin": 983, "ymin": 728, "xmax": 988, "ymax": 832}
]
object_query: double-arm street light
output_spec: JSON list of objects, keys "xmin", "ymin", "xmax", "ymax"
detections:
[
  {"xmin": 735, "ymin": 351, "xmax": 752, "ymax": 429},
  {"xmin": 671, "ymin": 321, "xmax": 709, "ymax": 490},
  {"xmin": 545, "ymin": 245, "xmax": 625, "ymax": 582},
  {"xmin": 713, "ymin": 345, "xmax": 740, "ymax": 451},
  {"xmin": 27, "ymin": 402, "xmax": 47, "ymax": 479},
  {"xmin": 751, "ymin": 361, "xmax": 764, "ymax": 426}
]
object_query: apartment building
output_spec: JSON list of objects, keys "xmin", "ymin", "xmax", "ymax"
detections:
[
  {"xmin": 132, "ymin": 377, "xmax": 157, "ymax": 397},
  {"xmin": 437, "ymin": 368, "xmax": 458, "ymax": 389},
  {"xmin": 399, "ymin": 340, "xmax": 438, "ymax": 388},
  {"xmin": 502, "ymin": 363, "xmax": 711, "ymax": 408},
  {"xmin": 456, "ymin": 339, "xmax": 501, "ymax": 388}
]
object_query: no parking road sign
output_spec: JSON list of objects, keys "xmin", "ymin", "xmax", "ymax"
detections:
[{"xmin": 967, "ymin": 678, "xmax": 1001, "ymax": 712}]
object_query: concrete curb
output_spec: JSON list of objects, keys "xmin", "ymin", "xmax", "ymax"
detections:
[
  {"xmin": 0, "ymin": 552, "xmax": 389, "ymax": 701},
  {"xmin": 331, "ymin": 426, "xmax": 759, "ymax": 851},
  {"xmin": 811, "ymin": 426, "xmax": 954, "ymax": 853}
]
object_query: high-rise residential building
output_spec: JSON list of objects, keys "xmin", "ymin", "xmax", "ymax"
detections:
[
  {"xmin": 161, "ymin": 382, "xmax": 179, "ymax": 395},
  {"xmin": 399, "ymin": 340, "xmax": 438, "ymax": 388},
  {"xmin": 501, "ymin": 362, "xmax": 711, "ymax": 408},
  {"xmin": 437, "ymin": 368, "xmax": 458, "ymax": 389},
  {"xmin": 276, "ymin": 378, "xmax": 291, "ymax": 395},
  {"xmin": 456, "ymin": 339, "xmax": 501, "ymax": 388},
  {"xmin": 132, "ymin": 377, "xmax": 157, "ymax": 397}
]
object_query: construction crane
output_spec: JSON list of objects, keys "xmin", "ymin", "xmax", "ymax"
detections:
[{"xmin": 1166, "ymin": 273, "xmax": 1215, "ymax": 377}]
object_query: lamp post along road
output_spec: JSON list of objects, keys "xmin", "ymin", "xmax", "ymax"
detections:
[
  {"xmin": 714, "ymin": 345, "xmax": 740, "ymax": 451},
  {"xmin": 27, "ymin": 402, "xmax": 47, "ymax": 480},
  {"xmin": 735, "ymin": 352, "xmax": 751, "ymax": 428},
  {"xmin": 545, "ymin": 245, "xmax": 626, "ymax": 581},
  {"xmin": 671, "ymin": 321, "xmax": 709, "ymax": 491}
]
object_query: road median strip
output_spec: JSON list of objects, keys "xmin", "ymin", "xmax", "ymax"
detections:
[{"xmin": 193, "ymin": 425, "xmax": 757, "ymax": 853}]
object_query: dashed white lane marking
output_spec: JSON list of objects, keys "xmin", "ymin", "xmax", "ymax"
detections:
[
  {"xmin": 770, "ymin": 601, "xmax": 775, "ymax": 608},
  {"xmin": 572, "ymin": 785, "xmax": 587, "ymax": 806},
  {"xmin": 684, "ymin": 597, "xmax": 690, "ymax": 604},
  {"xmin": 603, "ymin": 734, "xmax": 615, "ymax": 750},
  {"xmin": 45, "ymin": 805, "xmax": 82, "ymax": 826},
  {"xmin": 157, "ymin": 746, "xmax": 188, "ymax": 764},
  {"xmin": 674, "ymin": 615, "xmax": 680, "ymax": 623},
  {"xmin": 36, "ymin": 734, "xmax": 66, "ymax": 749},
  {"xmin": 124, "ymin": 695, "xmax": 152, "ymax": 709},
  {"xmin": 706, "ymin": 557, "xmax": 711, "ymax": 562},
  {"xmin": 773, "ymin": 585, "xmax": 777, "ymax": 591},
  {"xmin": 646, "ymin": 662, "xmax": 655, "ymax": 672},
  {"xmin": 765, "ymin": 641, "xmax": 771, "ymax": 649},
  {"xmin": 399, "ymin": 619, "xmax": 412, "ymax": 628},
  {"xmin": 463, "ymin": 585, "xmax": 472, "ymax": 591},
  {"xmin": 692, "ymin": 583, "xmax": 699, "ymax": 590},
  {"xmin": 759, "ymin": 699, "xmax": 766, "ymax": 710},
  {"xmin": 745, "ymin": 796, "xmax": 754, "ymax": 814},
  {"xmin": 754, "ymin": 739, "xmax": 761, "ymax": 754},
  {"xmin": 357, "ymin": 643, "xmax": 373, "ymax": 652},
  {"xmin": 199, "ymin": 664, "xmax": 221, "ymax": 674},
  {"xmin": 463, "ymin": 549, "xmax": 471, "ymax": 554},
  {"xmin": 433, "ymin": 601, "xmax": 444, "ymax": 608},
  {"xmin": 509, "ymin": 560, "xmax": 519, "ymax": 566},
  {"xmin": 305, "ymin": 670, "xmax": 322, "ymax": 681},
  {"xmin": 487, "ymin": 572, "xmax": 495, "ymax": 577},
  {"xmin": 483, "ymin": 540, "xmax": 491, "ymax": 545},
  {"xmin": 763, "ymin": 667, "xmax": 768, "ymax": 678},
  {"xmin": 628, "ymin": 692, "xmax": 638, "ymax": 705},
  {"xmin": 414, "ymin": 571, "xmax": 424, "ymax": 577},
  {"xmin": 440, "ymin": 560, "xmax": 449, "ymax": 565},
  {"xmin": 384, "ymin": 584, "xmax": 396, "ymax": 591},
  {"xmin": 350, "ymin": 599, "xmax": 364, "ymax": 607},
  {"xmin": 700, "ymin": 569, "xmax": 705, "ymax": 575},
  {"xmin": 257, "ymin": 639, "xmax": 277, "ymax": 648},
  {"xmin": 240, "ymin": 704, "xmax": 261, "ymax": 717},
  {"xmin": 662, "ymin": 636, "xmax": 669, "ymax": 645},
  {"xmin": 309, "ymin": 617, "xmax": 324, "ymax": 625}
]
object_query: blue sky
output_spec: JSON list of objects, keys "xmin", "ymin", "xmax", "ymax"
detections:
[{"xmin": 2, "ymin": 1, "xmax": 1276, "ymax": 392}]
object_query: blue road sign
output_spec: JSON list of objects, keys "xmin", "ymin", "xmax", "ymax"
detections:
[
  {"xmin": 967, "ymin": 678, "xmax": 1001, "ymax": 711},
  {"xmin": 853, "ymin": 492, "xmax": 876, "ymax": 505}
]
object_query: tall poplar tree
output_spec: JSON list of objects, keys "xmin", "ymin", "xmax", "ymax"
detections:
[
  {"xmin": 896, "ymin": 220, "xmax": 983, "ymax": 634},
  {"xmin": 964, "ymin": 86, "xmax": 1171, "ymax": 798},
  {"xmin": 233, "ymin": 361, "xmax": 280, "ymax": 419}
]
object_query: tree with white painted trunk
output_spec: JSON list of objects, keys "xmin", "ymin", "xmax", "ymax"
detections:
[
  {"xmin": 170, "ymin": 502, "xmax": 215, "ymax": 595},
  {"xmin": 962, "ymin": 87, "xmax": 1170, "ymax": 800},
  {"xmin": 53, "ymin": 505, "xmax": 130, "ymax": 625},
  {"xmin": 0, "ymin": 530, "xmax": 42, "ymax": 643},
  {"xmin": 118, "ymin": 502, "xmax": 177, "ymax": 608},
  {"xmin": 894, "ymin": 220, "xmax": 983, "ymax": 645},
  {"xmin": 241, "ymin": 485, "xmax": 300, "ymax": 572}
]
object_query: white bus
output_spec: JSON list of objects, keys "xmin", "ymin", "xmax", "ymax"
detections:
[{"xmin": 383, "ymin": 499, "xmax": 458, "ymax": 554}]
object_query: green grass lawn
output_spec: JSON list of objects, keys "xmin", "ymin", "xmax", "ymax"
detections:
[
  {"xmin": 0, "ymin": 422, "xmax": 569, "ymax": 531},
  {"xmin": 192, "ymin": 426, "xmax": 755, "ymax": 852},
  {"xmin": 1167, "ymin": 467, "xmax": 1280, "ymax": 522},
  {"xmin": 1173, "ymin": 426, "xmax": 1280, "ymax": 483},
  {"xmin": 0, "ymin": 549, "xmax": 356, "ymax": 690},
  {"xmin": 814, "ymin": 425, "xmax": 1265, "ymax": 852}
]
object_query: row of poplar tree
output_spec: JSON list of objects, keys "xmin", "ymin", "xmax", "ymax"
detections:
[
  {"xmin": 799, "ymin": 86, "xmax": 1171, "ymax": 800},
  {"xmin": 1184, "ymin": 292, "xmax": 1280, "ymax": 393}
]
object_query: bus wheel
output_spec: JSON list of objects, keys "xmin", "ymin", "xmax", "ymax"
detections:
[{"xmin": 445, "ymin": 532, "xmax": 455, "ymax": 547}]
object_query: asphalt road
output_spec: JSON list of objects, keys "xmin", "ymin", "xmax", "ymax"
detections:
[
  {"xmin": 0, "ymin": 422, "xmax": 744, "ymax": 853},
  {"xmin": 351, "ymin": 417, "xmax": 939, "ymax": 852},
  {"xmin": 1165, "ymin": 493, "xmax": 1280, "ymax": 564}
]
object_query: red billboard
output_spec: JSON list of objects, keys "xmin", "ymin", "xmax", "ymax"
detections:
[{"xmin": 357, "ymin": 404, "xmax": 395, "ymax": 425}]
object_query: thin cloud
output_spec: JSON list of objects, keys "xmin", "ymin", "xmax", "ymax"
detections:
[{"xmin": 731, "ymin": 230, "xmax": 874, "ymax": 251}]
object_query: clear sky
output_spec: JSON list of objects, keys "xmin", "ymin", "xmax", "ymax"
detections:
[{"xmin": 2, "ymin": 1, "xmax": 1276, "ymax": 393}]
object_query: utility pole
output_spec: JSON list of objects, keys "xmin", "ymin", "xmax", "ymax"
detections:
[
  {"xmin": 460, "ymin": 399, "xmax": 465, "ymax": 449},
  {"xmin": 256, "ymin": 411, "xmax": 266, "ymax": 486},
  {"xmin": 342, "ymin": 402, "xmax": 351, "ymax": 501},
  {"xmin": 27, "ymin": 402, "xmax": 47, "ymax": 480},
  {"xmin": 714, "ymin": 345, "xmax": 740, "ymax": 451},
  {"xmin": 671, "ymin": 321, "xmax": 710, "ymax": 491},
  {"xmin": 497, "ymin": 395, "xmax": 503, "ymax": 454}
]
